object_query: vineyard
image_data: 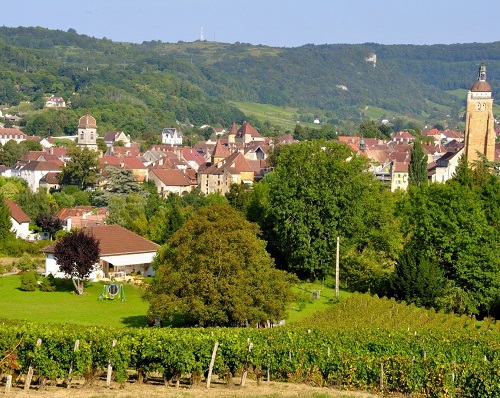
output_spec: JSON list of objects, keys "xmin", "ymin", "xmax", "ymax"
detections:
[
  {"xmin": 296, "ymin": 292, "xmax": 498, "ymax": 332},
  {"xmin": 1, "ymin": 312, "xmax": 500, "ymax": 397}
]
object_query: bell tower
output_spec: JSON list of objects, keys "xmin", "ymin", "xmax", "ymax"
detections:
[
  {"xmin": 464, "ymin": 63, "xmax": 495, "ymax": 164},
  {"xmin": 77, "ymin": 113, "xmax": 99, "ymax": 151}
]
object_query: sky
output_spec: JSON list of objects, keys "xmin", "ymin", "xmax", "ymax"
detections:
[{"xmin": 2, "ymin": 0, "xmax": 500, "ymax": 47}]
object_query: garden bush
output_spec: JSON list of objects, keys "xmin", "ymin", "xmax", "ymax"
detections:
[
  {"xmin": 40, "ymin": 274, "xmax": 56, "ymax": 292},
  {"xmin": 19, "ymin": 270, "xmax": 38, "ymax": 291}
]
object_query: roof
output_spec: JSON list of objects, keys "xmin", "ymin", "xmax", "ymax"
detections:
[
  {"xmin": 20, "ymin": 160, "xmax": 62, "ymax": 171},
  {"xmin": 393, "ymin": 162, "xmax": 409, "ymax": 173},
  {"xmin": 236, "ymin": 121, "xmax": 262, "ymax": 138},
  {"xmin": 78, "ymin": 113, "xmax": 97, "ymax": 128},
  {"xmin": 151, "ymin": 168, "xmax": 191, "ymax": 186},
  {"xmin": 471, "ymin": 80, "xmax": 491, "ymax": 92},
  {"xmin": 41, "ymin": 224, "xmax": 159, "ymax": 256},
  {"xmin": 4, "ymin": 199, "xmax": 30, "ymax": 224}
]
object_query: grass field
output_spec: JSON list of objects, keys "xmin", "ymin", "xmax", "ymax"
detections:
[
  {"xmin": 287, "ymin": 281, "xmax": 349, "ymax": 324},
  {"xmin": 0, "ymin": 275, "xmax": 149, "ymax": 327},
  {"xmin": 0, "ymin": 274, "xmax": 341, "ymax": 328},
  {"xmin": 230, "ymin": 101, "xmax": 318, "ymax": 131}
]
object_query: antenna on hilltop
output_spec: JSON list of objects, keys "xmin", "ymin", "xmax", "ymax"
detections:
[{"xmin": 200, "ymin": 26, "xmax": 204, "ymax": 42}]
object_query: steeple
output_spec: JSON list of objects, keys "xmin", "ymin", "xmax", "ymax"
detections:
[{"xmin": 479, "ymin": 63, "xmax": 486, "ymax": 81}]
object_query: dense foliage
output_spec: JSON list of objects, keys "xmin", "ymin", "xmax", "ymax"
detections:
[
  {"xmin": 54, "ymin": 231, "xmax": 100, "ymax": 294},
  {"xmin": 0, "ymin": 26, "xmax": 499, "ymax": 133},
  {"xmin": 3, "ymin": 319, "xmax": 500, "ymax": 395},
  {"xmin": 146, "ymin": 205, "xmax": 295, "ymax": 327}
]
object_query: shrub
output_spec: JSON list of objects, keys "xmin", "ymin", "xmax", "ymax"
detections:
[
  {"xmin": 40, "ymin": 274, "xmax": 56, "ymax": 292},
  {"xmin": 15, "ymin": 253, "xmax": 38, "ymax": 272},
  {"xmin": 20, "ymin": 270, "xmax": 38, "ymax": 291}
]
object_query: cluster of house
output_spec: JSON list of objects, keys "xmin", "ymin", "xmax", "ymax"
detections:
[{"xmin": 2, "ymin": 64, "xmax": 498, "ymax": 280}]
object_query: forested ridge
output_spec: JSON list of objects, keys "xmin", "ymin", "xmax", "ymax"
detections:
[{"xmin": 1, "ymin": 26, "xmax": 500, "ymax": 132}]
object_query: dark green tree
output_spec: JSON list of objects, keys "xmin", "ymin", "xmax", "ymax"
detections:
[
  {"xmin": 60, "ymin": 147, "xmax": 100, "ymax": 189},
  {"xmin": 408, "ymin": 141, "xmax": 427, "ymax": 187},
  {"xmin": 266, "ymin": 140, "xmax": 389, "ymax": 280},
  {"xmin": 145, "ymin": 205, "xmax": 295, "ymax": 327},
  {"xmin": 390, "ymin": 244, "xmax": 445, "ymax": 308}
]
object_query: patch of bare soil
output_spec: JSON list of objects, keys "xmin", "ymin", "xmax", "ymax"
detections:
[{"xmin": 4, "ymin": 378, "xmax": 379, "ymax": 398}]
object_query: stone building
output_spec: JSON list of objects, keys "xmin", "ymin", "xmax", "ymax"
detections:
[{"xmin": 464, "ymin": 63, "xmax": 495, "ymax": 163}]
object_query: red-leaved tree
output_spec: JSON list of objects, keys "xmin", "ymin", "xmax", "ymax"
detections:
[{"xmin": 54, "ymin": 230, "xmax": 100, "ymax": 294}]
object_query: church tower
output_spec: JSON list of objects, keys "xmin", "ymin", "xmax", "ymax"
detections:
[
  {"xmin": 77, "ymin": 113, "xmax": 98, "ymax": 151},
  {"xmin": 464, "ymin": 63, "xmax": 495, "ymax": 164}
]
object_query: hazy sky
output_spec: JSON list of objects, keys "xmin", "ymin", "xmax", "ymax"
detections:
[{"xmin": 2, "ymin": 0, "xmax": 500, "ymax": 47}]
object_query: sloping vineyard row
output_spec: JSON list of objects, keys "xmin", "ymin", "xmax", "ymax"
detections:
[{"xmin": 297, "ymin": 292, "xmax": 491, "ymax": 332}]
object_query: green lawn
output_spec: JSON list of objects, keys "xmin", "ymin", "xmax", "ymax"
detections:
[
  {"xmin": 0, "ymin": 275, "xmax": 149, "ymax": 328},
  {"xmin": 286, "ymin": 281, "xmax": 350, "ymax": 324},
  {"xmin": 0, "ymin": 274, "xmax": 342, "ymax": 328}
]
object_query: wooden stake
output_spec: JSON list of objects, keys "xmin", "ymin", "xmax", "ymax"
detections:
[
  {"xmin": 205, "ymin": 341, "xmax": 219, "ymax": 389},
  {"xmin": 106, "ymin": 339, "xmax": 117, "ymax": 388},
  {"xmin": 335, "ymin": 236, "xmax": 340, "ymax": 297},
  {"xmin": 24, "ymin": 338, "xmax": 42, "ymax": 391},
  {"xmin": 5, "ymin": 375, "xmax": 12, "ymax": 393},
  {"xmin": 67, "ymin": 339, "xmax": 80, "ymax": 388},
  {"xmin": 240, "ymin": 342, "xmax": 253, "ymax": 387}
]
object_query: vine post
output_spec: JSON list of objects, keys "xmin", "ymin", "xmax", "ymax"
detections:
[
  {"xmin": 24, "ymin": 338, "xmax": 42, "ymax": 391},
  {"xmin": 106, "ymin": 339, "xmax": 117, "ymax": 388},
  {"xmin": 66, "ymin": 339, "xmax": 80, "ymax": 388},
  {"xmin": 5, "ymin": 375, "xmax": 12, "ymax": 393},
  {"xmin": 240, "ymin": 341, "xmax": 253, "ymax": 387},
  {"xmin": 206, "ymin": 341, "xmax": 219, "ymax": 389}
]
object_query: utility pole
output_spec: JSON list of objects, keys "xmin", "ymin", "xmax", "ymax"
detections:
[{"xmin": 335, "ymin": 236, "xmax": 340, "ymax": 297}]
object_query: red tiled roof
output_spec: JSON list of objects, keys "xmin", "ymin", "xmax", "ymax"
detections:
[
  {"xmin": 236, "ymin": 121, "xmax": 262, "ymax": 138},
  {"xmin": 78, "ymin": 113, "xmax": 97, "ymax": 128},
  {"xmin": 4, "ymin": 199, "xmax": 30, "ymax": 223},
  {"xmin": 41, "ymin": 224, "xmax": 159, "ymax": 256},
  {"xmin": 151, "ymin": 168, "xmax": 191, "ymax": 186}
]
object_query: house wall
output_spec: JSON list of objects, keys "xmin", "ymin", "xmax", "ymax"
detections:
[
  {"xmin": 45, "ymin": 253, "xmax": 103, "ymax": 281},
  {"xmin": 11, "ymin": 219, "xmax": 30, "ymax": 239}
]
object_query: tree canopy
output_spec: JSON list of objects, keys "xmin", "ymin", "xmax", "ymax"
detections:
[
  {"xmin": 54, "ymin": 230, "xmax": 100, "ymax": 294},
  {"xmin": 145, "ymin": 205, "xmax": 295, "ymax": 327},
  {"xmin": 265, "ymin": 140, "xmax": 393, "ymax": 280},
  {"xmin": 408, "ymin": 141, "xmax": 427, "ymax": 187},
  {"xmin": 60, "ymin": 147, "xmax": 100, "ymax": 189}
]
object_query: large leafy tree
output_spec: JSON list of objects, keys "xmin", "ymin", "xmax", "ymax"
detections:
[
  {"xmin": 408, "ymin": 140, "xmax": 427, "ymax": 187},
  {"xmin": 92, "ymin": 166, "xmax": 145, "ymax": 206},
  {"xmin": 145, "ymin": 205, "xmax": 295, "ymax": 327},
  {"xmin": 60, "ymin": 147, "xmax": 100, "ymax": 189},
  {"xmin": 266, "ymin": 140, "xmax": 390, "ymax": 280},
  {"xmin": 54, "ymin": 230, "xmax": 100, "ymax": 294},
  {"xmin": 397, "ymin": 181, "xmax": 500, "ymax": 315}
]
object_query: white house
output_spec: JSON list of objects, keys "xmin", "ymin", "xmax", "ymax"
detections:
[
  {"xmin": 12, "ymin": 160, "xmax": 62, "ymax": 191},
  {"xmin": 41, "ymin": 225, "xmax": 159, "ymax": 281},
  {"xmin": 4, "ymin": 199, "xmax": 31, "ymax": 239},
  {"xmin": 161, "ymin": 128, "xmax": 183, "ymax": 146}
]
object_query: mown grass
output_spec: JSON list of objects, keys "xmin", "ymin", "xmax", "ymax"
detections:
[
  {"xmin": 286, "ymin": 281, "xmax": 350, "ymax": 324},
  {"xmin": 0, "ymin": 274, "xmax": 149, "ymax": 328},
  {"xmin": 0, "ymin": 273, "xmax": 344, "ymax": 328}
]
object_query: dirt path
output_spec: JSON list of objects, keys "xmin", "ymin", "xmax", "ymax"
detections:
[{"xmin": 5, "ymin": 378, "xmax": 379, "ymax": 398}]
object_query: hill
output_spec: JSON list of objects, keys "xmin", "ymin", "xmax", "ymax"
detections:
[{"xmin": 1, "ymin": 27, "xmax": 500, "ymax": 133}]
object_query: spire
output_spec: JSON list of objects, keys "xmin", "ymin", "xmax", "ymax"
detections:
[{"xmin": 478, "ymin": 63, "xmax": 487, "ymax": 81}]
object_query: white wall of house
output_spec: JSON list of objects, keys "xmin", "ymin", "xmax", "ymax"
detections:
[
  {"xmin": 11, "ymin": 219, "xmax": 30, "ymax": 239},
  {"xmin": 45, "ymin": 253, "xmax": 103, "ymax": 281}
]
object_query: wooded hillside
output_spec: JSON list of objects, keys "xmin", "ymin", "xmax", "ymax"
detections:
[{"xmin": 1, "ymin": 26, "xmax": 500, "ymax": 132}]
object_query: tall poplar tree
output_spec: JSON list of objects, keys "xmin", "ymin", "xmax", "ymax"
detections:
[{"xmin": 408, "ymin": 141, "xmax": 427, "ymax": 187}]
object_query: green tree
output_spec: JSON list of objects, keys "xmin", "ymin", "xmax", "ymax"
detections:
[
  {"xmin": 408, "ymin": 141, "xmax": 427, "ymax": 187},
  {"xmin": 266, "ymin": 140, "xmax": 383, "ymax": 280},
  {"xmin": 60, "ymin": 147, "xmax": 100, "ymax": 189},
  {"xmin": 397, "ymin": 182, "xmax": 500, "ymax": 315},
  {"xmin": 145, "ymin": 205, "xmax": 295, "ymax": 327},
  {"xmin": 0, "ymin": 194, "xmax": 12, "ymax": 241},
  {"xmin": 92, "ymin": 166, "xmax": 145, "ymax": 206},
  {"xmin": 106, "ymin": 193, "xmax": 148, "ymax": 236},
  {"xmin": 15, "ymin": 188, "xmax": 56, "ymax": 221},
  {"xmin": 390, "ymin": 243, "xmax": 445, "ymax": 308},
  {"xmin": 54, "ymin": 230, "xmax": 100, "ymax": 295}
]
